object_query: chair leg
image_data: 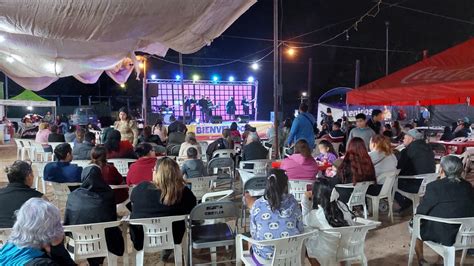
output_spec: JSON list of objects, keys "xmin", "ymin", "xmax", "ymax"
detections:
[
  {"xmin": 210, "ymin": 247, "xmax": 217, "ymax": 266},
  {"xmin": 174, "ymin": 245, "xmax": 183, "ymax": 266},
  {"xmin": 107, "ymin": 253, "xmax": 118, "ymax": 266},
  {"xmin": 408, "ymin": 235, "xmax": 417, "ymax": 266},
  {"xmin": 412, "ymin": 196, "xmax": 419, "ymax": 215},
  {"xmin": 135, "ymin": 249, "xmax": 145, "ymax": 266},
  {"xmin": 388, "ymin": 197, "xmax": 394, "ymax": 223},
  {"xmin": 461, "ymin": 249, "xmax": 467, "ymax": 265},
  {"xmin": 363, "ymin": 204, "xmax": 368, "ymax": 219},
  {"xmin": 444, "ymin": 247, "xmax": 455, "ymax": 266},
  {"xmin": 41, "ymin": 179, "xmax": 46, "ymax": 194},
  {"xmin": 372, "ymin": 198, "xmax": 379, "ymax": 221},
  {"xmin": 361, "ymin": 255, "xmax": 368, "ymax": 266}
]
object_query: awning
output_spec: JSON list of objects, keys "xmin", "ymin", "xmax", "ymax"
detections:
[{"xmin": 347, "ymin": 39, "xmax": 474, "ymax": 106}]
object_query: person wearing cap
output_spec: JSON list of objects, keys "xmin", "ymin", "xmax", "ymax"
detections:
[
  {"xmin": 396, "ymin": 129, "xmax": 436, "ymax": 210},
  {"xmin": 367, "ymin": 109, "xmax": 383, "ymax": 134}
]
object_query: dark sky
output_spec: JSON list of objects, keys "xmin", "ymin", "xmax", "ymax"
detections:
[{"xmin": 3, "ymin": 0, "xmax": 474, "ymax": 119}]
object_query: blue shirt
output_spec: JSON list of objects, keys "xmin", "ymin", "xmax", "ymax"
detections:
[
  {"xmin": 44, "ymin": 161, "xmax": 82, "ymax": 183},
  {"xmin": 287, "ymin": 112, "xmax": 316, "ymax": 149},
  {"xmin": 250, "ymin": 194, "xmax": 304, "ymax": 261},
  {"xmin": 0, "ymin": 242, "xmax": 44, "ymax": 265}
]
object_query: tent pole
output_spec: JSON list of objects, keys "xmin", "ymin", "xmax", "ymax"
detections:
[
  {"xmin": 142, "ymin": 57, "xmax": 148, "ymax": 125},
  {"xmin": 272, "ymin": 0, "xmax": 279, "ymax": 159}
]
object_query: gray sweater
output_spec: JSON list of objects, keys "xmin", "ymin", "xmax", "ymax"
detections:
[
  {"xmin": 347, "ymin": 127, "xmax": 375, "ymax": 150},
  {"xmin": 181, "ymin": 159, "xmax": 206, "ymax": 179},
  {"xmin": 369, "ymin": 151, "xmax": 398, "ymax": 183}
]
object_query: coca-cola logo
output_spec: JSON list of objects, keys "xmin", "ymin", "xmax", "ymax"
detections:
[{"xmin": 400, "ymin": 66, "xmax": 474, "ymax": 84}]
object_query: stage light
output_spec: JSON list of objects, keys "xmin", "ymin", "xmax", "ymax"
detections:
[
  {"xmin": 6, "ymin": 56, "xmax": 14, "ymax": 63},
  {"xmin": 26, "ymin": 106, "xmax": 33, "ymax": 111},
  {"xmin": 150, "ymin": 74, "xmax": 157, "ymax": 79},
  {"xmin": 0, "ymin": 36, "xmax": 5, "ymax": 42},
  {"xmin": 247, "ymin": 76, "xmax": 255, "ymax": 82},
  {"xmin": 302, "ymin": 92, "xmax": 307, "ymax": 97},
  {"xmin": 228, "ymin": 76, "xmax": 235, "ymax": 82},
  {"xmin": 175, "ymin": 75, "xmax": 181, "ymax": 80},
  {"xmin": 287, "ymin": 47, "xmax": 295, "ymax": 57},
  {"xmin": 212, "ymin": 75, "xmax": 219, "ymax": 82},
  {"xmin": 138, "ymin": 62, "xmax": 144, "ymax": 69},
  {"xmin": 120, "ymin": 83, "xmax": 126, "ymax": 88},
  {"xmin": 192, "ymin": 74, "xmax": 200, "ymax": 81},
  {"xmin": 251, "ymin": 62, "xmax": 260, "ymax": 70}
]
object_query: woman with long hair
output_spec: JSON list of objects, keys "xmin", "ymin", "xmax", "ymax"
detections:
[
  {"xmin": 229, "ymin": 122, "xmax": 242, "ymax": 142},
  {"xmin": 129, "ymin": 157, "xmax": 196, "ymax": 262},
  {"xmin": 281, "ymin": 139, "xmax": 319, "ymax": 181},
  {"xmin": 152, "ymin": 119, "xmax": 168, "ymax": 144},
  {"xmin": 335, "ymin": 137, "xmax": 376, "ymax": 203},
  {"xmin": 368, "ymin": 135, "xmax": 397, "ymax": 196},
  {"xmin": 178, "ymin": 132, "xmax": 201, "ymax": 158},
  {"xmin": 244, "ymin": 169, "xmax": 303, "ymax": 264},
  {"xmin": 104, "ymin": 129, "xmax": 135, "ymax": 159},
  {"xmin": 316, "ymin": 140, "xmax": 338, "ymax": 164},
  {"xmin": 114, "ymin": 107, "xmax": 139, "ymax": 146}
]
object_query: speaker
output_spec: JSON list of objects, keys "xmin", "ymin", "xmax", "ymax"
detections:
[
  {"xmin": 238, "ymin": 115, "xmax": 250, "ymax": 123},
  {"xmin": 211, "ymin": 115, "xmax": 222, "ymax": 124},
  {"xmin": 148, "ymin": 84, "xmax": 159, "ymax": 97}
]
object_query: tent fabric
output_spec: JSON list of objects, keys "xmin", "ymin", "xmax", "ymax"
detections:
[
  {"xmin": 0, "ymin": 0, "xmax": 256, "ymax": 91},
  {"xmin": 318, "ymin": 87, "xmax": 352, "ymax": 102},
  {"xmin": 347, "ymin": 39, "xmax": 474, "ymax": 106},
  {"xmin": 11, "ymin": 90, "xmax": 49, "ymax": 102}
]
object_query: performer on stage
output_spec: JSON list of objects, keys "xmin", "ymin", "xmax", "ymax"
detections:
[
  {"xmin": 242, "ymin": 96, "xmax": 254, "ymax": 116},
  {"xmin": 184, "ymin": 96, "xmax": 191, "ymax": 113},
  {"xmin": 198, "ymin": 95, "xmax": 208, "ymax": 123},
  {"xmin": 190, "ymin": 96, "xmax": 197, "ymax": 122},
  {"xmin": 160, "ymin": 101, "xmax": 168, "ymax": 112},
  {"xmin": 206, "ymin": 97, "xmax": 213, "ymax": 122},
  {"xmin": 226, "ymin": 96, "xmax": 236, "ymax": 120}
]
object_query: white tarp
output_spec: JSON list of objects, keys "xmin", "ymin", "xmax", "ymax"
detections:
[{"xmin": 0, "ymin": 0, "xmax": 256, "ymax": 90}]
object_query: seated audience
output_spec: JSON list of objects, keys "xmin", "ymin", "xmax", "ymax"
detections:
[
  {"xmin": 44, "ymin": 143, "xmax": 82, "ymax": 183},
  {"xmin": 105, "ymin": 129, "xmax": 135, "ymax": 159},
  {"xmin": 35, "ymin": 122, "xmax": 51, "ymax": 143},
  {"xmin": 130, "ymin": 157, "xmax": 196, "ymax": 260},
  {"xmin": 0, "ymin": 198, "xmax": 75, "ymax": 265},
  {"xmin": 328, "ymin": 121, "xmax": 345, "ymax": 139},
  {"xmin": 72, "ymin": 131, "xmax": 96, "ymax": 160},
  {"xmin": 317, "ymin": 123, "xmax": 330, "ymax": 139},
  {"xmin": 367, "ymin": 135, "xmax": 398, "ymax": 196},
  {"xmin": 138, "ymin": 125, "xmax": 164, "ymax": 146},
  {"xmin": 206, "ymin": 128, "xmax": 234, "ymax": 161},
  {"xmin": 167, "ymin": 115, "xmax": 187, "ymax": 136},
  {"xmin": 242, "ymin": 132, "xmax": 268, "ymax": 161},
  {"xmin": 242, "ymin": 124, "xmax": 256, "ymax": 144},
  {"xmin": 74, "ymin": 127, "xmax": 86, "ymax": 144},
  {"xmin": 454, "ymin": 122, "xmax": 470, "ymax": 138},
  {"xmin": 396, "ymin": 129, "xmax": 435, "ymax": 210},
  {"xmin": 178, "ymin": 132, "xmax": 201, "ymax": 158},
  {"xmin": 382, "ymin": 124, "xmax": 393, "ymax": 138},
  {"xmin": 414, "ymin": 156, "xmax": 474, "ymax": 265},
  {"xmin": 244, "ymin": 169, "xmax": 303, "ymax": 263},
  {"xmin": 152, "ymin": 119, "xmax": 168, "ymax": 144},
  {"xmin": 315, "ymin": 140, "xmax": 338, "ymax": 164},
  {"xmin": 64, "ymin": 125, "xmax": 76, "ymax": 143},
  {"xmin": 440, "ymin": 126, "xmax": 455, "ymax": 141},
  {"xmin": 334, "ymin": 137, "xmax": 376, "ymax": 203},
  {"xmin": 229, "ymin": 122, "xmax": 242, "ymax": 142},
  {"xmin": 126, "ymin": 143, "xmax": 157, "ymax": 185},
  {"xmin": 0, "ymin": 161, "xmax": 43, "ymax": 228},
  {"xmin": 47, "ymin": 125, "xmax": 65, "ymax": 142},
  {"xmin": 181, "ymin": 147, "xmax": 206, "ymax": 179},
  {"xmin": 90, "ymin": 145, "xmax": 128, "ymax": 204},
  {"xmin": 281, "ymin": 139, "xmax": 318, "ymax": 181},
  {"xmin": 64, "ymin": 165, "xmax": 124, "ymax": 265}
]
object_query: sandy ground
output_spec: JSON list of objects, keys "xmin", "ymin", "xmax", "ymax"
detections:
[{"xmin": 1, "ymin": 142, "xmax": 473, "ymax": 265}]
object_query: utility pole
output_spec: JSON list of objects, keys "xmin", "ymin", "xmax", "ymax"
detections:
[
  {"xmin": 355, "ymin": 59, "xmax": 360, "ymax": 88},
  {"xmin": 272, "ymin": 0, "xmax": 279, "ymax": 159},
  {"xmin": 385, "ymin": 21, "xmax": 390, "ymax": 76},
  {"xmin": 179, "ymin": 53, "xmax": 186, "ymax": 123},
  {"xmin": 142, "ymin": 57, "xmax": 147, "ymax": 125},
  {"xmin": 307, "ymin": 57, "xmax": 313, "ymax": 111}
]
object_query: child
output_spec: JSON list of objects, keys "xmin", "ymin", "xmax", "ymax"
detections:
[
  {"xmin": 181, "ymin": 147, "xmax": 206, "ymax": 179},
  {"xmin": 316, "ymin": 140, "xmax": 338, "ymax": 164}
]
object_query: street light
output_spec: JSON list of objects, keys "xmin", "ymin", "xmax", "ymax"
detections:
[
  {"xmin": 286, "ymin": 47, "xmax": 295, "ymax": 57},
  {"xmin": 302, "ymin": 91, "xmax": 307, "ymax": 97},
  {"xmin": 251, "ymin": 62, "xmax": 260, "ymax": 70},
  {"xmin": 120, "ymin": 83, "xmax": 126, "ymax": 88}
]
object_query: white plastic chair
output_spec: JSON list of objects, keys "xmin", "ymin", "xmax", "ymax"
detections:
[
  {"xmin": 409, "ymin": 215, "xmax": 474, "ymax": 266},
  {"xmin": 207, "ymin": 157, "xmax": 235, "ymax": 189},
  {"xmin": 187, "ymin": 175, "xmax": 219, "ymax": 202},
  {"xmin": 202, "ymin": 189, "xmax": 234, "ymax": 203},
  {"xmin": 48, "ymin": 142, "xmax": 64, "ymax": 153},
  {"xmin": 32, "ymin": 162, "xmax": 47, "ymax": 193},
  {"xmin": 335, "ymin": 181, "xmax": 373, "ymax": 219},
  {"xmin": 64, "ymin": 220, "xmax": 122, "ymax": 265},
  {"xmin": 212, "ymin": 149, "xmax": 235, "ymax": 159},
  {"xmin": 366, "ymin": 170, "xmax": 400, "ymax": 222},
  {"xmin": 31, "ymin": 141, "xmax": 53, "ymax": 162},
  {"xmin": 71, "ymin": 160, "xmax": 90, "ymax": 169},
  {"xmin": 128, "ymin": 215, "xmax": 188, "ymax": 266},
  {"xmin": 307, "ymin": 218, "xmax": 381, "ymax": 266},
  {"xmin": 20, "ymin": 139, "xmax": 33, "ymax": 160},
  {"xmin": 0, "ymin": 228, "xmax": 11, "ymax": 249},
  {"xmin": 288, "ymin": 180, "xmax": 314, "ymax": 202},
  {"xmin": 108, "ymin": 158, "xmax": 137, "ymax": 177},
  {"xmin": 236, "ymin": 230, "xmax": 316, "ymax": 265},
  {"xmin": 393, "ymin": 173, "xmax": 438, "ymax": 215},
  {"xmin": 13, "ymin": 138, "xmax": 23, "ymax": 159},
  {"xmin": 198, "ymin": 141, "xmax": 209, "ymax": 162},
  {"xmin": 50, "ymin": 182, "xmax": 82, "ymax": 212}
]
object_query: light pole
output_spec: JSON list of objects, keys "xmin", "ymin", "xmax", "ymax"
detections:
[{"xmin": 272, "ymin": 0, "xmax": 279, "ymax": 159}]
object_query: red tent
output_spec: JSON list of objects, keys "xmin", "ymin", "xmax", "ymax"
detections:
[{"xmin": 347, "ymin": 39, "xmax": 474, "ymax": 106}]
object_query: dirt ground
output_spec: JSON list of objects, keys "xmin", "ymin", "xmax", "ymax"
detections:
[{"xmin": 1, "ymin": 143, "xmax": 473, "ymax": 265}]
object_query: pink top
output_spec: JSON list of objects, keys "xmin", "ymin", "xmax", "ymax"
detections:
[
  {"xmin": 280, "ymin": 154, "xmax": 319, "ymax": 181},
  {"xmin": 35, "ymin": 129, "xmax": 51, "ymax": 143}
]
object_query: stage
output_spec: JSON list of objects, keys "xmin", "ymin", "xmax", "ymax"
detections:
[{"xmin": 185, "ymin": 121, "xmax": 273, "ymax": 141}]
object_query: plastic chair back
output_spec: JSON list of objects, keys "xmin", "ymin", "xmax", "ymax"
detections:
[
  {"xmin": 243, "ymin": 175, "xmax": 267, "ymax": 195},
  {"xmin": 32, "ymin": 162, "xmax": 47, "ymax": 193},
  {"xmin": 207, "ymin": 157, "xmax": 234, "ymax": 176},
  {"xmin": 377, "ymin": 170, "xmax": 400, "ymax": 198},
  {"xmin": 417, "ymin": 173, "xmax": 438, "ymax": 197},
  {"xmin": 189, "ymin": 200, "xmax": 239, "ymax": 221},
  {"xmin": 188, "ymin": 175, "xmax": 218, "ymax": 201},
  {"xmin": 212, "ymin": 149, "xmax": 235, "ymax": 159},
  {"xmin": 239, "ymin": 159, "xmax": 269, "ymax": 174},
  {"xmin": 0, "ymin": 228, "xmax": 11, "ymax": 249},
  {"xmin": 288, "ymin": 180, "xmax": 314, "ymax": 202},
  {"xmin": 108, "ymin": 159, "xmax": 137, "ymax": 177},
  {"xmin": 347, "ymin": 181, "xmax": 372, "ymax": 208}
]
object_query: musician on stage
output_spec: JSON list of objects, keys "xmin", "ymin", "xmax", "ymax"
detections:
[
  {"xmin": 242, "ymin": 96, "xmax": 252, "ymax": 116},
  {"xmin": 226, "ymin": 96, "xmax": 236, "ymax": 120},
  {"xmin": 190, "ymin": 96, "xmax": 197, "ymax": 122},
  {"xmin": 206, "ymin": 97, "xmax": 213, "ymax": 122},
  {"xmin": 160, "ymin": 101, "xmax": 168, "ymax": 112},
  {"xmin": 198, "ymin": 95, "xmax": 208, "ymax": 123}
]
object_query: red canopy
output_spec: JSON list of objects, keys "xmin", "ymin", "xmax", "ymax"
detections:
[{"xmin": 347, "ymin": 39, "xmax": 474, "ymax": 106}]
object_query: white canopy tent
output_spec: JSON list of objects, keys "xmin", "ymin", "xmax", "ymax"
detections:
[{"xmin": 0, "ymin": 0, "xmax": 256, "ymax": 90}]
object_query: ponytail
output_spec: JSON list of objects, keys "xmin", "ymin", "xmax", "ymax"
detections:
[{"xmin": 264, "ymin": 169, "xmax": 288, "ymax": 211}]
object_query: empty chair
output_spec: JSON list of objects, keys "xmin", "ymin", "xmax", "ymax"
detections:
[
  {"xmin": 64, "ymin": 221, "xmax": 122, "ymax": 265},
  {"xmin": 288, "ymin": 180, "xmax": 314, "ymax": 202},
  {"xmin": 188, "ymin": 200, "xmax": 239, "ymax": 265},
  {"xmin": 393, "ymin": 173, "xmax": 438, "ymax": 215},
  {"xmin": 128, "ymin": 215, "xmax": 188, "ymax": 266},
  {"xmin": 307, "ymin": 218, "xmax": 381, "ymax": 266},
  {"xmin": 13, "ymin": 139, "xmax": 23, "ymax": 160},
  {"xmin": 335, "ymin": 181, "xmax": 373, "ymax": 219},
  {"xmin": 409, "ymin": 215, "xmax": 474, "ymax": 266},
  {"xmin": 207, "ymin": 157, "xmax": 235, "ymax": 189},
  {"xmin": 366, "ymin": 170, "xmax": 400, "ymax": 222},
  {"xmin": 32, "ymin": 162, "xmax": 47, "ymax": 193},
  {"xmin": 187, "ymin": 175, "xmax": 219, "ymax": 201},
  {"xmin": 31, "ymin": 141, "xmax": 53, "ymax": 162},
  {"xmin": 236, "ymin": 231, "xmax": 316, "ymax": 265}
]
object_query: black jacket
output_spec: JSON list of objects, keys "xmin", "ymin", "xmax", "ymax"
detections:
[
  {"xmin": 167, "ymin": 121, "xmax": 187, "ymax": 136},
  {"xmin": 242, "ymin": 141, "xmax": 268, "ymax": 161},
  {"xmin": 64, "ymin": 165, "xmax": 124, "ymax": 257},
  {"xmin": 130, "ymin": 181, "xmax": 196, "ymax": 250},
  {"xmin": 0, "ymin": 183, "xmax": 43, "ymax": 228},
  {"xmin": 367, "ymin": 119, "xmax": 381, "ymax": 134},
  {"xmin": 397, "ymin": 140, "xmax": 436, "ymax": 176},
  {"xmin": 417, "ymin": 178, "xmax": 474, "ymax": 246},
  {"xmin": 47, "ymin": 133, "xmax": 65, "ymax": 143}
]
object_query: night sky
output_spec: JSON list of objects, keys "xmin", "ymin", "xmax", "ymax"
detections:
[{"xmin": 3, "ymin": 0, "xmax": 474, "ymax": 119}]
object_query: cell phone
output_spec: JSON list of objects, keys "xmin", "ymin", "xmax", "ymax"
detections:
[{"xmin": 306, "ymin": 184, "xmax": 313, "ymax": 191}]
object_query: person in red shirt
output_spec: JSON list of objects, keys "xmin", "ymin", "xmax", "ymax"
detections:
[
  {"xmin": 126, "ymin": 143, "xmax": 157, "ymax": 185},
  {"xmin": 105, "ymin": 129, "xmax": 136, "ymax": 159},
  {"xmin": 90, "ymin": 145, "xmax": 128, "ymax": 204}
]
